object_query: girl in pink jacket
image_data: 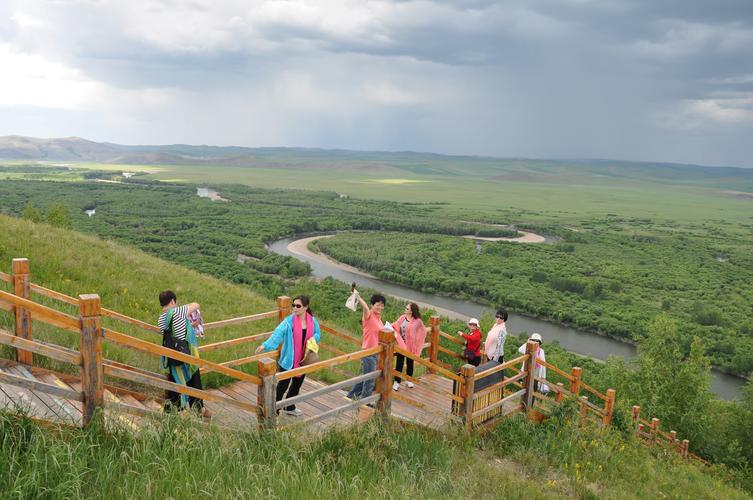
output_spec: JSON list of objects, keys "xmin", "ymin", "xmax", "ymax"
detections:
[{"xmin": 391, "ymin": 303, "xmax": 427, "ymax": 391}]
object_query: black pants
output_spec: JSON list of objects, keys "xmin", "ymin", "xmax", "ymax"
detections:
[
  {"xmin": 395, "ymin": 354, "xmax": 414, "ymax": 383},
  {"xmin": 467, "ymin": 356, "xmax": 481, "ymax": 367},
  {"xmin": 276, "ymin": 374, "xmax": 305, "ymax": 411},
  {"xmin": 164, "ymin": 368, "xmax": 204, "ymax": 412}
]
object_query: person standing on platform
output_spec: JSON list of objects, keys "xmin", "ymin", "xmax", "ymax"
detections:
[
  {"xmin": 256, "ymin": 295, "xmax": 320, "ymax": 416},
  {"xmin": 391, "ymin": 302, "xmax": 427, "ymax": 391},
  {"xmin": 346, "ymin": 292, "xmax": 386, "ymax": 401},
  {"xmin": 458, "ymin": 318, "xmax": 483, "ymax": 367},
  {"xmin": 484, "ymin": 309, "xmax": 508, "ymax": 362},
  {"xmin": 518, "ymin": 333, "xmax": 549, "ymax": 394},
  {"xmin": 158, "ymin": 290, "xmax": 211, "ymax": 418}
]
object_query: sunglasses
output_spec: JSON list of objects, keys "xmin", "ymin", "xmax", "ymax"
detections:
[
  {"xmin": 292, "ymin": 303, "xmax": 304, "ymax": 309},
  {"xmin": 495, "ymin": 315, "xmax": 504, "ymax": 319}
]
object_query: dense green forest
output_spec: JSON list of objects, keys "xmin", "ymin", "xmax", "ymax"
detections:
[{"xmin": 317, "ymin": 228, "xmax": 753, "ymax": 375}]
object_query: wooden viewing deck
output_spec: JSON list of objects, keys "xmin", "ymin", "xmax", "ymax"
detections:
[{"xmin": 0, "ymin": 257, "xmax": 704, "ymax": 464}]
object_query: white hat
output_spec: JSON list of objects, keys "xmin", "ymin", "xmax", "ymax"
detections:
[
  {"xmin": 530, "ymin": 333, "xmax": 542, "ymax": 342},
  {"xmin": 468, "ymin": 318, "xmax": 479, "ymax": 326}
]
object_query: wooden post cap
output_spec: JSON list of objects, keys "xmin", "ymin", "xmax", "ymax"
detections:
[
  {"xmin": 460, "ymin": 363, "xmax": 476, "ymax": 377},
  {"xmin": 430, "ymin": 316, "xmax": 440, "ymax": 327},
  {"xmin": 12, "ymin": 258, "xmax": 30, "ymax": 274},
  {"xmin": 258, "ymin": 357, "xmax": 278, "ymax": 376},
  {"xmin": 276, "ymin": 296, "xmax": 291, "ymax": 306},
  {"xmin": 78, "ymin": 294, "xmax": 101, "ymax": 316},
  {"xmin": 571, "ymin": 366, "xmax": 582, "ymax": 377},
  {"xmin": 379, "ymin": 329, "xmax": 396, "ymax": 344}
]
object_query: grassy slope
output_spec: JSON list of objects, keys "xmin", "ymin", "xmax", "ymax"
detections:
[{"xmin": 0, "ymin": 213, "xmax": 276, "ymax": 385}]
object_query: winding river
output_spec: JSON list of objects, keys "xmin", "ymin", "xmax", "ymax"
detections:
[{"xmin": 269, "ymin": 235, "xmax": 745, "ymax": 399}]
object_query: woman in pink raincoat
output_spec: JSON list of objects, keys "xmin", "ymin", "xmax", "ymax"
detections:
[{"xmin": 391, "ymin": 303, "xmax": 426, "ymax": 392}]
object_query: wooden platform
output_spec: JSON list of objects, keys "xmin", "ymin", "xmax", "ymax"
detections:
[{"xmin": 0, "ymin": 358, "xmax": 480, "ymax": 433}]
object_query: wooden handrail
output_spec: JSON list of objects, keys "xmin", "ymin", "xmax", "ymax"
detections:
[
  {"xmin": 394, "ymin": 345, "xmax": 464, "ymax": 383},
  {"xmin": 320, "ymin": 324, "xmax": 361, "ymax": 345},
  {"xmin": 581, "ymin": 382, "xmax": 607, "ymax": 402},
  {"xmin": 203, "ymin": 310, "xmax": 278, "ymax": 330},
  {"xmin": 471, "ymin": 388, "xmax": 526, "ymax": 418},
  {"xmin": 29, "ymin": 282, "xmax": 79, "ymax": 306},
  {"xmin": 277, "ymin": 370, "xmax": 381, "ymax": 409},
  {"xmin": 473, "ymin": 370, "xmax": 527, "ymax": 400},
  {"xmin": 439, "ymin": 330, "xmax": 464, "ymax": 346},
  {"xmin": 0, "ymin": 329, "xmax": 82, "ymax": 365},
  {"xmin": 104, "ymin": 364, "xmax": 257, "ymax": 413},
  {"xmin": 277, "ymin": 346, "xmax": 382, "ymax": 381},
  {"xmin": 0, "ymin": 270, "xmax": 11, "ymax": 283},
  {"xmin": 538, "ymin": 359, "xmax": 575, "ymax": 382},
  {"xmin": 103, "ymin": 328, "xmax": 261, "ymax": 385},
  {"xmin": 474, "ymin": 353, "xmax": 529, "ymax": 381},
  {"xmin": 437, "ymin": 345, "xmax": 464, "ymax": 360},
  {"xmin": 0, "ymin": 369, "xmax": 83, "ymax": 402},
  {"xmin": 0, "ymin": 289, "xmax": 80, "ymax": 333},
  {"xmin": 199, "ymin": 331, "xmax": 273, "ymax": 352}
]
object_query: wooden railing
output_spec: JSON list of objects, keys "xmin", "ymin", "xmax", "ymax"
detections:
[{"xmin": 0, "ymin": 257, "xmax": 707, "ymax": 464}]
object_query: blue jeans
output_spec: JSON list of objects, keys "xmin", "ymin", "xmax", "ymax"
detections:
[{"xmin": 347, "ymin": 354, "xmax": 377, "ymax": 400}]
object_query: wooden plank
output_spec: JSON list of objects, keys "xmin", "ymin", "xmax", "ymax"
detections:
[
  {"xmin": 581, "ymin": 382, "xmax": 607, "ymax": 402},
  {"xmin": 439, "ymin": 330, "xmax": 464, "ymax": 346},
  {"xmin": 320, "ymin": 324, "xmax": 361, "ymax": 345},
  {"xmin": 471, "ymin": 388, "xmax": 525, "ymax": 418},
  {"xmin": 394, "ymin": 346, "xmax": 464, "ymax": 383},
  {"xmin": 0, "ymin": 364, "xmax": 83, "ymax": 401},
  {"xmin": 0, "ymin": 328, "xmax": 82, "ymax": 365},
  {"xmin": 0, "ymin": 300, "xmax": 11, "ymax": 312},
  {"xmin": 277, "ymin": 346, "xmax": 382, "ymax": 381},
  {"xmin": 29, "ymin": 283, "xmax": 78, "ymax": 306},
  {"xmin": 437, "ymin": 345, "xmax": 464, "ymax": 360},
  {"xmin": 538, "ymin": 359, "xmax": 575, "ymax": 382},
  {"xmin": 199, "ymin": 331, "xmax": 273, "ymax": 352},
  {"xmin": 102, "ymin": 308, "xmax": 160, "ymax": 333},
  {"xmin": 106, "ymin": 400, "xmax": 160, "ymax": 418},
  {"xmin": 276, "ymin": 370, "xmax": 380, "ymax": 410},
  {"xmin": 24, "ymin": 370, "xmax": 82, "ymax": 425},
  {"xmin": 0, "ymin": 270, "xmax": 11, "ymax": 283},
  {"xmin": 473, "ymin": 371, "xmax": 527, "ymax": 400},
  {"xmin": 103, "ymin": 328, "xmax": 261, "ymax": 385},
  {"xmin": 0, "ymin": 290, "xmax": 80, "ymax": 333},
  {"xmin": 6, "ymin": 365, "xmax": 77, "ymax": 424},
  {"xmin": 474, "ymin": 354, "xmax": 529, "ymax": 382},
  {"xmin": 104, "ymin": 364, "xmax": 258, "ymax": 414},
  {"xmin": 293, "ymin": 394, "xmax": 380, "ymax": 428},
  {"xmin": 0, "ymin": 365, "xmax": 71, "ymax": 422},
  {"xmin": 203, "ymin": 310, "xmax": 278, "ymax": 330}
]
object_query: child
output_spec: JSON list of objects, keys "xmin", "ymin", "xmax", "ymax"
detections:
[{"xmin": 458, "ymin": 318, "xmax": 482, "ymax": 367}]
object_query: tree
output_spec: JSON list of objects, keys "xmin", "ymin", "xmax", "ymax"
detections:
[
  {"xmin": 46, "ymin": 202, "xmax": 72, "ymax": 229},
  {"xmin": 22, "ymin": 202, "xmax": 42, "ymax": 223}
]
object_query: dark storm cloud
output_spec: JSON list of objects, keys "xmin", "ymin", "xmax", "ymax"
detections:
[{"xmin": 1, "ymin": 0, "xmax": 752, "ymax": 166}]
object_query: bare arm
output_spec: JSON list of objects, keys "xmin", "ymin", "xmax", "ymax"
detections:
[{"xmin": 356, "ymin": 294, "xmax": 371, "ymax": 321}]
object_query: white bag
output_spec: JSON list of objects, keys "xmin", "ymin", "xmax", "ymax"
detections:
[
  {"xmin": 345, "ymin": 290, "xmax": 359, "ymax": 311},
  {"xmin": 382, "ymin": 321, "xmax": 395, "ymax": 333}
]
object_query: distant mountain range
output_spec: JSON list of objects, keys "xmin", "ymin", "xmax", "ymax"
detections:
[{"xmin": 1, "ymin": 135, "xmax": 751, "ymax": 180}]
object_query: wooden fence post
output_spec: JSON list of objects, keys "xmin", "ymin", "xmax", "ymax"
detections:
[
  {"xmin": 631, "ymin": 405, "xmax": 641, "ymax": 433},
  {"xmin": 602, "ymin": 388, "xmax": 616, "ymax": 426},
  {"xmin": 276, "ymin": 296, "xmax": 291, "ymax": 323},
  {"xmin": 569, "ymin": 366, "xmax": 582, "ymax": 396},
  {"xmin": 12, "ymin": 258, "xmax": 33, "ymax": 365},
  {"xmin": 578, "ymin": 395, "xmax": 589, "ymax": 424},
  {"xmin": 555, "ymin": 382, "xmax": 564, "ymax": 403},
  {"xmin": 523, "ymin": 340, "xmax": 537, "ymax": 411},
  {"xmin": 669, "ymin": 430, "xmax": 677, "ymax": 449},
  {"xmin": 79, "ymin": 294, "xmax": 103, "ymax": 427},
  {"xmin": 681, "ymin": 439, "xmax": 690, "ymax": 459},
  {"xmin": 649, "ymin": 418, "xmax": 660, "ymax": 447},
  {"xmin": 428, "ymin": 316, "xmax": 440, "ymax": 373},
  {"xmin": 257, "ymin": 358, "xmax": 278, "ymax": 432},
  {"xmin": 376, "ymin": 329, "xmax": 395, "ymax": 417},
  {"xmin": 460, "ymin": 364, "xmax": 476, "ymax": 433}
]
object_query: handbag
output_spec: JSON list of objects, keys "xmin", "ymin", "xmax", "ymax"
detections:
[
  {"xmin": 300, "ymin": 337, "xmax": 320, "ymax": 366},
  {"xmin": 162, "ymin": 309, "xmax": 191, "ymax": 367},
  {"xmin": 463, "ymin": 348, "xmax": 476, "ymax": 361}
]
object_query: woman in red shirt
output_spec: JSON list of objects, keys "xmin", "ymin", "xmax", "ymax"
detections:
[{"xmin": 458, "ymin": 318, "xmax": 482, "ymax": 367}]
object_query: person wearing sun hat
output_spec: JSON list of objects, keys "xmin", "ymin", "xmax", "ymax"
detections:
[
  {"xmin": 518, "ymin": 333, "xmax": 549, "ymax": 394},
  {"xmin": 458, "ymin": 318, "xmax": 483, "ymax": 366}
]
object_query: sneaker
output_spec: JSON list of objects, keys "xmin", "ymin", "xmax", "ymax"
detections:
[
  {"xmin": 405, "ymin": 381, "xmax": 414, "ymax": 388},
  {"xmin": 283, "ymin": 408, "xmax": 303, "ymax": 416},
  {"xmin": 201, "ymin": 408, "xmax": 212, "ymax": 419},
  {"xmin": 392, "ymin": 381, "xmax": 400, "ymax": 391}
]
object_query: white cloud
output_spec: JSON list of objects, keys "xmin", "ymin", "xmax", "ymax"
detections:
[
  {"xmin": 632, "ymin": 20, "xmax": 753, "ymax": 58},
  {"xmin": 654, "ymin": 96, "xmax": 753, "ymax": 130}
]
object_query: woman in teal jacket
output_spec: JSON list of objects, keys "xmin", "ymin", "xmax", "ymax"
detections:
[{"xmin": 256, "ymin": 295, "xmax": 321, "ymax": 416}]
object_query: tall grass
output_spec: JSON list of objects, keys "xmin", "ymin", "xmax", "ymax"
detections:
[{"xmin": 2, "ymin": 409, "xmax": 747, "ymax": 499}]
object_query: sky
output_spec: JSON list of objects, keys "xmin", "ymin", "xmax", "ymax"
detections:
[{"xmin": 1, "ymin": 0, "xmax": 752, "ymax": 167}]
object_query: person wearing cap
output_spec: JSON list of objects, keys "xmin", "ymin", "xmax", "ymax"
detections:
[
  {"xmin": 458, "ymin": 318, "xmax": 483, "ymax": 367},
  {"xmin": 484, "ymin": 308, "xmax": 508, "ymax": 363},
  {"xmin": 518, "ymin": 333, "xmax": 549, "ymax": 394}
]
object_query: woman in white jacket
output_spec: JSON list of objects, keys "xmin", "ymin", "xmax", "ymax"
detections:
[{"xmin": 518, "ymin": 333, "xmax": 549, "ymax": 394}]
